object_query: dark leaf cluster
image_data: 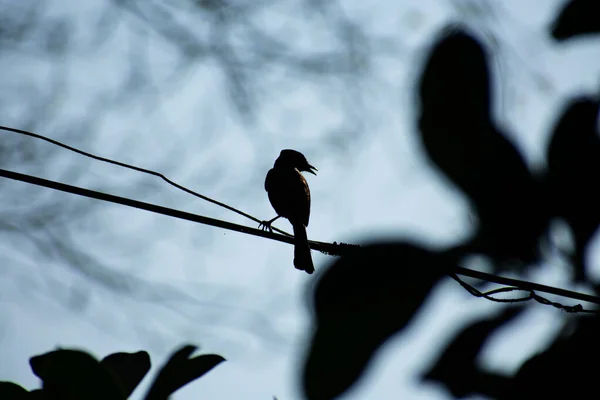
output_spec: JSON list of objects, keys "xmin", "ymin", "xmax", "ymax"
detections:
[
  {"xmin": 301, "ymin": 1, "xmax": 600, "ymax": 398},
  {"xmin": 0, "ymin": 345, "xmax": 224, "ymax": 400}
]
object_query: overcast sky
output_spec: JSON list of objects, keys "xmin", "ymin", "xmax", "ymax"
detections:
[{"xmin": 1, "ymin": 0, "xmax": 600, "ymax": 399}]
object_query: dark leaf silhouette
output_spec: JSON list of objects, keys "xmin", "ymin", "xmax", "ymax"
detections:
[
  {"xmin": 101, "ymin": 350, "xmax": 151, "ymax": 398},
  {"xmin": 29, "ymin": 349, "xmax": 126, "ymax": 400},
  {"xmin": 546, "ymin": 97, "xmax": 600, "ymax": 282},
  {"xmin": 0, "ymin": 382, "xmax": 29, "ymax": 400},
  {"xmin": 418, "ymin": 26, "xmax": 548, "ymax": 270},
  {"xmin": 144, "ymin": 344, "xmax": 225, "ymax": 400},
  {"xmin": 423, "ymin": 306, "xmax": 524, "ymax": 398},
  {"xmin": 418, "ymin": 27, "xmax": 491, "ymax": 123},
  {"xmin": 511, "ymin": 315, "xmax": 600, "ymax": 399},
  {"xmin": 302, "ymin": 242, "xmax": 448, "ymax": 400},
  {"xmin": 551, "ymin": 0, "xmax": 600, "ymax": 41}
]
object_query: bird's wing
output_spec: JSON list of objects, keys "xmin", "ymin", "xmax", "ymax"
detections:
[
  {"xmin": 265, "ymin": 168, "xmax": 311, "ymax": 227},
  {"xmin": 265, "ymin": 168, "xmax": 275, "ymax": 192},
  {"xmin": 297, "ymin": 168, "xmax": 311, "ymax": 227}
]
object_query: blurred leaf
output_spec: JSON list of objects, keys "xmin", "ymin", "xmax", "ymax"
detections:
[
  {"xmin": 418, "ymin": 27, "xmax": 490, "ymax": 123},
  {"xmin": 302, "ymin": 242, "xmax": 448, "ymax": 400},
  {"xmin": 512, "ymin": 315, "xmax": 600, "ymax": 398},
  {"xmin": 551, "ymin": 0, "xmax": 600, "ymax": 41},
  {"xmin": 418, "ymin": 26, "xmax": 548, "ymax": 270},
  {"xmin": 423, "ymin": 306, "xmax": 523, "ymax": 398},
  {"xmin": 101, "ymin": 351, "xmax": 151, "ymax": 398},
  {"xmin": 0, "ymin": 382, "xmax": 29, "ymax": 400},
  {"xmin": 29, "ymin": 349, "xmax": 126, "ymax": 400},
  {"xmin": 546, "ymin": 97, "xmax": 600, "ymax": 282},
  {"xmin": 144, "ymin": 344, "xmax": 225, "ymax": 400}
]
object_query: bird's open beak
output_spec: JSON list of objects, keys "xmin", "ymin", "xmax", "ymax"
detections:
[{"xmin": 307, "ymin": 164, "xmax": 318, "ymax": 175}]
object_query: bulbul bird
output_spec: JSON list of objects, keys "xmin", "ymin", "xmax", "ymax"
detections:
[{"xmin": 261, "ymin": 149, "xmax": 317, "ymax": 274}]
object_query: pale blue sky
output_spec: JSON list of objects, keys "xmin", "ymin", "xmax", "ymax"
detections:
[{"xmin": 1, "ymin": 0, "xmax": 599, "ymax": 399}]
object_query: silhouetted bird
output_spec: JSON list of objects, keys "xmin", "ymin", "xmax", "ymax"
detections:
[{"xmin": 261, "ymin": 149, "xmax": 317, "ymax": 274}]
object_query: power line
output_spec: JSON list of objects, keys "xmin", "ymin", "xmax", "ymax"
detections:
[
  {"xmin": 2, "ymin": 126, "xmax": 600, "ymax": 310},
  {"xmin": 0, "ymin": 167, "xmax": 290, "ymax": 244},
  {"xmin": 0, "ymin": 124, "xmax": 292, "ymax": 236}
]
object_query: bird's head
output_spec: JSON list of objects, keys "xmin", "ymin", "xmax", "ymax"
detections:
[{"xmin": 274, "ymin": 149, "xmax": 317, "ymax": 175}]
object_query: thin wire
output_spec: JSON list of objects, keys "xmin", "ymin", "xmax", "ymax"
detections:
[
  {"xmin": 3, "ymin": 125, "xmax": 600, "ymax": 309},
  {"xmin": 449, "ymin": 273, "xmax": 594, "ymax": 313},
  {"xmin": 0, "ymin": 168, "xmax": 291, "ymax": 243},
  {"xmin": 0, "ymin": 125, "xmax": 293, "ymax": 237},
  {"xmin": 0, "ymin": 167, "xmax": 335, "ymax": 252}
]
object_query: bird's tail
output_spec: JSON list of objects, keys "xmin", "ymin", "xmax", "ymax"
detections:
[{"xmin": 293, "ymin": 224, "xmax": 314, "ymax": 274}]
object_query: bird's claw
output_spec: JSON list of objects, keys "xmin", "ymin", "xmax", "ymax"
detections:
[{"xmin": 259, "ymin": 220, "xmax": 274, "ymax": 233}]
